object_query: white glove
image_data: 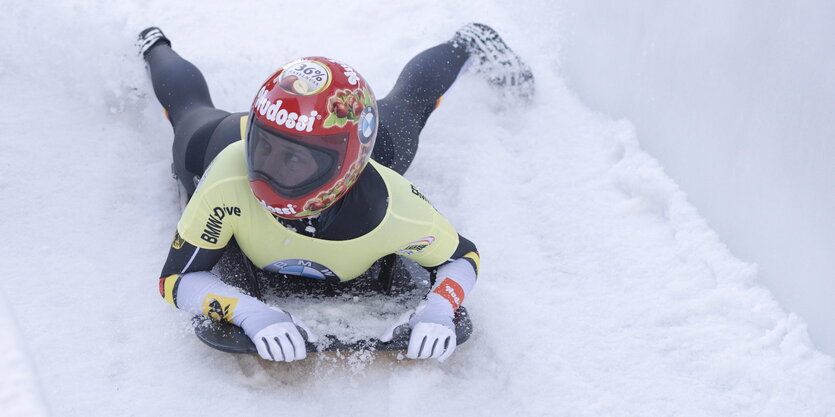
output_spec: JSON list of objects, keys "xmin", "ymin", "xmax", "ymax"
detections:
[
  {"xmin": 407, "ymin": 321, "xmax": 456, "ymax": 362},
  {"xmin": 380, "ymin": 299, "xmax": 456, "ymax": 362},
  {"xmin": 242, "ymin": 308, "xmax": 318, "ymax": 362}
]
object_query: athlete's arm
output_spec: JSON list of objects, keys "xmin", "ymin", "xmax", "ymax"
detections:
[
  {"xmin": 426, "ymin": 233, "xmax": 479, "ymax": 311},
  {"xmin": 382, "ymin": 233, "xmax": 479, "ymax": 361},
  {"xmin": 443, "ymin": 234, "xmax": 480, "ymax": 281},
  {"xmin": 157, "ymin": 232, "xmax": 313, "ymax": 362},
  {"xmin": 157, "ymin": 231, "xmax": 228, "ymax": 316},
  {"xmin": 160, "ymin": 232, "xmax": 225, "ymax": 276}
]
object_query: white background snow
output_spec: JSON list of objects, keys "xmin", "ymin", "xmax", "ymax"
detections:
[
  {"xmin": 1, "ymin": 1, "xmax": 834, "ymax": 416},
  {"xmin": 554, "ymin": 0, "xmax": 835, "ymax": 357}
]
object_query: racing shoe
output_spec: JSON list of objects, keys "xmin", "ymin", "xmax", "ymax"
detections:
[
  {"xmin": 453, "ymin": 23, "xmax": 535, "ymax": 102},
  {"xmin": 137, "ymin": 26, "xmax": 171, "ymax": 58}
]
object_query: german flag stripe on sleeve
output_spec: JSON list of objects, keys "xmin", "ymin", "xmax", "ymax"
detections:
[
  {"xmin": 160, "ymin": 274, "xmax": 182, "ymax": 308},
  {"xmin": 462, "ymin": 251, "xmax": 480, "ymax": 275}
]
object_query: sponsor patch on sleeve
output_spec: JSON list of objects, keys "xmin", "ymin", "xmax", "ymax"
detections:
[
  {"xmin": 432, "ymin": 278, "xmax": 465, "ymax": 310},
  {"xmin": 201, "ymin": 294, "xmax": 239, "ymax": 322},
  {"xmin": 200, "ymin": 206, "xmax": 240, "ymax": 244},
  {"xmin": 172, "ymin": 232, "xmax": 185, "ymax": 249}
]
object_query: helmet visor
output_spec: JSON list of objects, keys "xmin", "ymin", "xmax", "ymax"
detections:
[{"xmin": 247, "ymin": 121, "xmax": 339, "ymax": 198}]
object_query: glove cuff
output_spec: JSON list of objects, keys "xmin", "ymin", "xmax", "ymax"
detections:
[{"xmin": 410, "ymin": 295, "xmax": 455, "ymax": 329}]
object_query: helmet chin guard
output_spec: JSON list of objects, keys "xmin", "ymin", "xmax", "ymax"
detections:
[{"xmin": 245, "ymin": 57, "xmax": 378, "ymax": 219}]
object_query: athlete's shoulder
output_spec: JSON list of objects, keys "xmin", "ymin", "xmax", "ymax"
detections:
[
  {"xmin": 178, "ymin": 141, "xmax": 257, "ymax": 249},
  {"xmin": 370, "ymin": 160, "xmax": 438, "ymax": 214},
  {"xmin": 207, "ymin": 140, "xmax": 247, "ymax": 176}
]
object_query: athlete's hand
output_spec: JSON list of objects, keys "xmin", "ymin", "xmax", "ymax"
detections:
[
  {"xmin": 407, "ymin": 321, "xmax": 456, "ymax": 361},
  {"xmin": 380, "ymin": 299, "xmax": 456, "ymax": 362},
  {"xmin": 251, "ymin": 322, "xmax": 307, "ymax": 362},
  {"xmin": 242, "ymin": 307, "xmax": 318, "ymax": 362}
]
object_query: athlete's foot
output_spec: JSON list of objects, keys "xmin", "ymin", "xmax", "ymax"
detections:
[
  {"xmin": 453, "ymin": 23, "xmax": 535, "ymax": 103},
  {"xmin": 137, "ymin": 26, "xmax": 171, "ymax": 59}
]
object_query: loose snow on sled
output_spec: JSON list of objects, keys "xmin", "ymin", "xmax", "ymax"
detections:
[{"xmin": 193, "ymin": 244, "xmax": 472, "ymax": 354}]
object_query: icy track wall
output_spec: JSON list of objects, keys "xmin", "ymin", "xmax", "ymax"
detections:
[{"xmin": 554, "ymin": 1, "xmax": 835, "ymax": 355}]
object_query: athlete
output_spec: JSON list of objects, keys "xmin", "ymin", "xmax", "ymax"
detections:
[{"xmin": 140, "ymin": 24, "xmax": 533, "ymax": 363}]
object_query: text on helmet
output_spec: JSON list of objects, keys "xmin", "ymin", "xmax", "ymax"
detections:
[
  {"xmin": 258, "ymin": 199, "xmax": 297, "ymax": 216},
  {"xmin": 329, "ymin": 59, "xmax": 359, "ymax": 86},
  {"xmin": 255, "ymin": 87, "xmax": 319, "ymax": 132}
]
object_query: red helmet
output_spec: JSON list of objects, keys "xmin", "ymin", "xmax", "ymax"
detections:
[{"xmin": 245, "ymin": 57, "xmax": 378, "ymax": 219}]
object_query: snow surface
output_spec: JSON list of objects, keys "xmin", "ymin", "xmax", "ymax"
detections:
[
  {"xmin": 554, "ymin": 0, "xmax": 835, "ymax": 356},
  {"xmin": 1, "ymin": 1, "xmax": 834, "ymax": 416}
]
